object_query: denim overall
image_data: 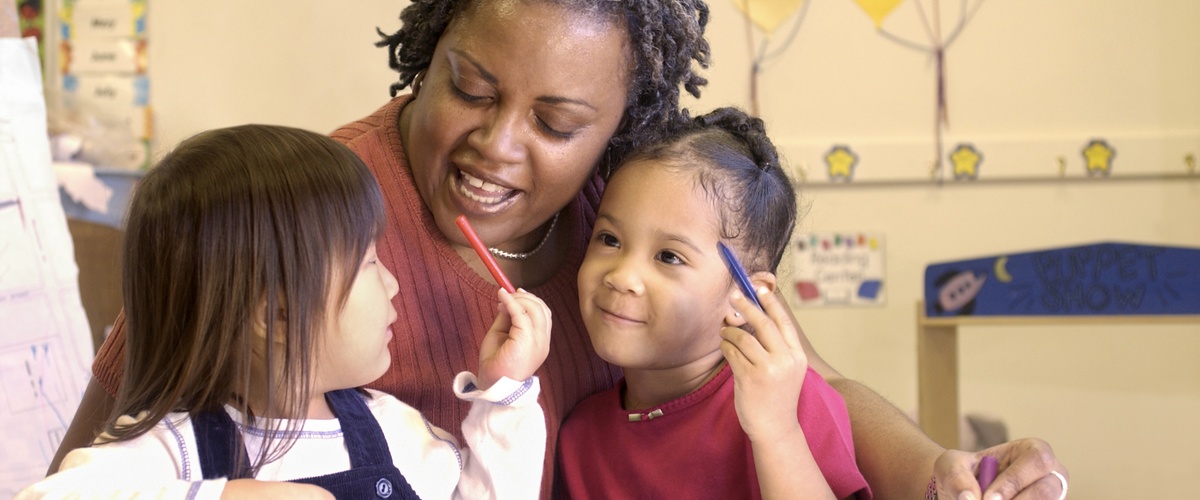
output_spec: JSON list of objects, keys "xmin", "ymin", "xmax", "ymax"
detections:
[{"xmin": 194, "ymin": 389, "xmax": 421, "ymax": 499}]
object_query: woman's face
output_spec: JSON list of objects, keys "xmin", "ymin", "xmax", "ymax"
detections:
[{"xmin": 401, "ymin": 0, "xmax": 630, "ymax": 250}]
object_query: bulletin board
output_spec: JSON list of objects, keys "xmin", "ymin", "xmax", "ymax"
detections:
[{"xmin": 57, "ymin": 0, "xmax": 150, "ymax": 170}]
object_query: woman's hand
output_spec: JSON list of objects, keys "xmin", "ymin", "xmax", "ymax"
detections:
[
  {"xmin": 720, "ymin": 285, "xmax": 809, "ymax": 441},
  {"xmin": 933, "ymin": 439, "xmax": 1068, "ymax": 500},
  {"xmin": 477, "ymin": 288, "xmax": 552, "ymax": 390}
]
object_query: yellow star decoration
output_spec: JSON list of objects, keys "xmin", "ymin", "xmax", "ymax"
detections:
[
  {"xmin": 949, "ymin": 144, "xmax": 982, "ymax": 180},
  {"xmin": 825, "ymin": 145, "xmax": 857, "ymax": 181},
  {"xmin": 1082, "ymin": 139, "xmax": 1115, "ymax": 176}
]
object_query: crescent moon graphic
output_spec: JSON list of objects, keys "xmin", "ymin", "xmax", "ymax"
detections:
[{"xmin": 994, "ymin": 256, "xmax": 1013, "ymax": 283}]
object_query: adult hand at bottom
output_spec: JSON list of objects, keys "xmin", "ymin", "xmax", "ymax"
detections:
[{"xmin": 933, "ymin": 438, "xmax": 1068, "ymax": 500}]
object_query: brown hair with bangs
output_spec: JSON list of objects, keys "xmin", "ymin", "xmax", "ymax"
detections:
[{"xmin": 106, "ymin": 124, "xmax": 386, "ymax": 477}]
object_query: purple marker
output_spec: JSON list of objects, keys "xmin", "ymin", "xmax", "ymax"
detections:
[
  {"xmin": 718, "ymin": 241, "xmax": 763, "ymax": 311},
  {"xmin": 977, "ymin": 455, "xmax": 998, "ymax": 492}
]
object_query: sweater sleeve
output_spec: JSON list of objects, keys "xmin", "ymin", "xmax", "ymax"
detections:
[
  {"xmin": 91, "ymin": 309, "xmax": 127, "ymax": 397},
  {"xmin": 452, "ymin": 373, "xmax": 546, "ymax": 500}
]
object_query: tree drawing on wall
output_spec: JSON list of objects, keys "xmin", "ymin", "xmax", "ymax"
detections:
[
  {"xmin": 853, "ymin": 0, "xmax": 987, "ymax": 182},
  {"xmin": 731, "ymin": 0, "xmax": 813, "ymax": 117},
  {"xmin": 732, "ymin": 0, "xmax": 986, "ymax": 181}
]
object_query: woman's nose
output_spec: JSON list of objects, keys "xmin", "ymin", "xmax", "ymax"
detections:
[{"xmin": 468, "ymin": 106, "xmax": 526, "ymax": 166}]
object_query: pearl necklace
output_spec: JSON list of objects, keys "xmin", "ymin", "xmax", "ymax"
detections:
[{"xmin": 488, "ymin": 212, "xmax": 560, "ymax": 261}]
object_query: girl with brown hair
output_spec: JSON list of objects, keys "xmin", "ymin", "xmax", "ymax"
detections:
[{"xmin": 22, "ymin": 125, "xmax": 552, "ymax": 499}]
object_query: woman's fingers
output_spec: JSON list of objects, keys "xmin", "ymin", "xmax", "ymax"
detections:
[
  {"xmin": 1010, "ymin": 470, "xmax": 1068, "ymax": 500},
  {"xmin": 985, "ymin": 439, "xmax": 1067, "ymax": 500},
  {"xmin": 935, "ymin": 440, "xmax": 1068, "ymax": 500}
]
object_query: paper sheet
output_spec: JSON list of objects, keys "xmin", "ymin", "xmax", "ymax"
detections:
[
  {"xmin": 54, "ymin": 161, "xmax": 112, "ymax": 214},
  {"xmin": 0, "ymin": 37, "xmax": 94, "ymax": 496}
]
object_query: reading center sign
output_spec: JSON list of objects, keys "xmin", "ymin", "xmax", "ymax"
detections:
[{"xmin": 792, "ymin": 232, "xmax": 886, "ymax": 307}]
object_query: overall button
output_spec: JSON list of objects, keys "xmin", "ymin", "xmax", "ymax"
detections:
[{"xmin": 376, "ymin": 478, "xmax": 393, "ymax": 498}]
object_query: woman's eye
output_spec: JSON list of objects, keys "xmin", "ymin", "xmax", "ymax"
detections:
[
  {"xmin": 657, "ymin": 250, "xmax": 683, "ymax": 265},
  {"xmin": 536, "ymin": 117, "xmax": 575, "ymax": 140},
  {"xmin": 450, "ymin": 82, "xmax": 489, "ymax": 104}
]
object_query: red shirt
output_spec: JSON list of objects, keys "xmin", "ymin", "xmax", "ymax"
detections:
[{"xmin": 557, "ymin": 364, "xmax": 872, "ymax": 499}]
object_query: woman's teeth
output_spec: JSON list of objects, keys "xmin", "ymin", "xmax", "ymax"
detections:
[{"xmin": 460, "ymin": 171, "xmax": 510, "ymax": 204}]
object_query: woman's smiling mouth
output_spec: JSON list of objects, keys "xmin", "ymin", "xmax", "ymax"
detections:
[{"xmin": 458, "ymin": 170, "xmax": 515, "ymax": 204}]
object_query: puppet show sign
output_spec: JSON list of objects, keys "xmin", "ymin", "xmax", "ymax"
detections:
[{"xmin": 924, "ymin": 242, "xmax": 1200, "ymax": 317}]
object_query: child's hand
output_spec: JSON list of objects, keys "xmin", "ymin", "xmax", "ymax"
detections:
[
  {"xmin": 724, "ymin": 288, "xmax": 837, "ymax": 500},
  {"xmin": 720, "ymin": 285, "xmax": 809, "ymax": 442},
  {"xmin": 223, "ymin": 479, "xmax": 334, "ymax": 499},
  {"xmin": 477, "ymin": 288, "xmax": 552, "ymax": 390}
]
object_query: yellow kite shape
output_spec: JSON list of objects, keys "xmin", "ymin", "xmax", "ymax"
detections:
[
  {"xmin": 854, "ymin": 0, "xmax": 904, "ymax": 29},
  {"xmin": 732, "ymin": 0, "xmax": 807, "ymax": 35}
]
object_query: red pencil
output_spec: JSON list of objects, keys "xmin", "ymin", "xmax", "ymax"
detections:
[{"xmin": 455, "ymin": 215, "xmax": 517, "ymax": 293}]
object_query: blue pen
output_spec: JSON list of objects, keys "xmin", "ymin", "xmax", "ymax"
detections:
[{"xmin": 718, "ymin": 241, "xmax": 763, "ymax": 311}]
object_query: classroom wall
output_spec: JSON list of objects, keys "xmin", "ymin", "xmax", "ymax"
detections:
[
  {"xmin": 699, "ymin": 2, "xmax": 1199, "ymax": 499},
  {"xmin": 129, "ymin": 0, "xmax": 1198, "ymax": 498}
]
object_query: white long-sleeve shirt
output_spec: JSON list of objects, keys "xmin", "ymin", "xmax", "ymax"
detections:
[{"xmin": 18, "ymin": 373, "xmax": 545, "ymax": 500}]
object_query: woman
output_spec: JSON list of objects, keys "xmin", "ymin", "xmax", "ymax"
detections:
[{"xmin": 53, "ymin": 0, "xmax": 1066, "ymax": 498}]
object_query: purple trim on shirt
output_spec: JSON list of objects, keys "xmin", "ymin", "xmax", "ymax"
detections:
[
  {"xmin": 234, "ymin": 421, "xmax": 344, "ymax": 440},
  {"xmin": 423, "ymin": 417, "xmax": 462, "ymax": 471},
  {"xmin": 499, "ymin": 378, "xmax": 534, "ymax": 406},
  {"xmin": 164, "ymin": 417, "xmax": 191, "ymax": 481}
]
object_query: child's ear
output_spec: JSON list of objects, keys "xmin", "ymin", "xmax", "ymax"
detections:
[
  {"xmin": 751, "ymin": 271, "xmax": 778, "ymax": 295},
  {"xmin": 724, "ymin": 271, "xmax": 778, "ymax": 326},
  {"xmin": 252, "ymin": 299, "xmax": 289, "ymax": 344},
  {"xmin": 252, "ymin": 300, "xmax": 268, "ymax": 338}
]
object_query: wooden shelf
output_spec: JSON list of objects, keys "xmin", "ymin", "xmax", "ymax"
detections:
[{"xmin": 915, "ymin": 301, "xmax": 1200, "ymax": 449}]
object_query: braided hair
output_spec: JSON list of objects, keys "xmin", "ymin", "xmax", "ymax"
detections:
[
  {"xmin": 375, "ymin": 0, "xmax": 710, "ymax": 172},
  {"xmin": 620, "ymin": 107, "xmax": 798, "ymax": 272}
]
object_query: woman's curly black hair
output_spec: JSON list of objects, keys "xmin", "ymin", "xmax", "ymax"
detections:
[
  {"xmin": 375, "ymin": 0, "xmax": 711, "ymax": 173},
  {"xmin": 618, "ymin": 107, "xmax": 798, "ymax": 273}
]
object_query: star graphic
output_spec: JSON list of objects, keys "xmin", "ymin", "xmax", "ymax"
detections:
[
  {"xmin": 949, "ymin": 144, "xmax": 982, "ymax": 180},
  {"xmin": 1082, "ymin": 139, "xmax": 1115, "ymax": 176},
  {"xmin": 825, "ymin": 145, "xmax": 857, "ymax": 181}
]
